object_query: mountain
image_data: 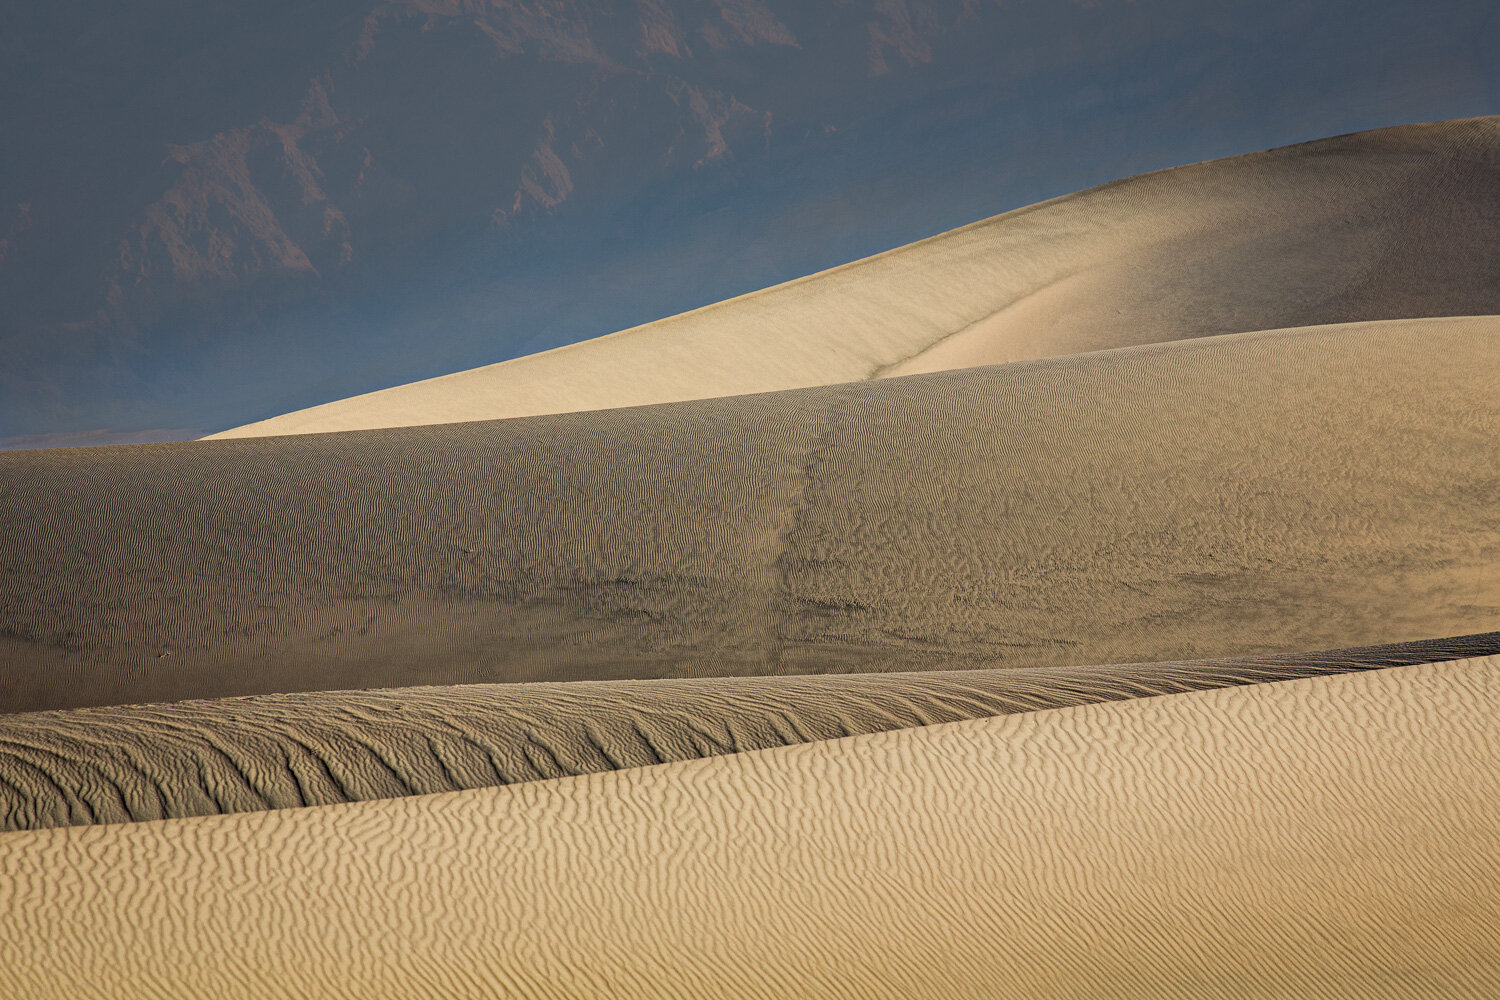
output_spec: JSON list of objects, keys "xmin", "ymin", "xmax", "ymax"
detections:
[{"xmin": 2, "ymin": 0, "xmax": 1498, "ymax": 443}]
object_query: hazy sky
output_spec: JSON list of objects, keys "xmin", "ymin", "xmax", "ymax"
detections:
[{"xmin": 2, "ymin": 0, "xmax": 1496, "ymax": 446}]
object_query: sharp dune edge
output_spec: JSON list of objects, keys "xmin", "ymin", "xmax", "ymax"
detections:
[
  {"xmin": 1, "ymin": 659, "xmax": 1495, "ymax": 999},
  {"xmin": 4, "ymin": 631, "xmax": 1493, "ymax": 832},
  {"xmin": 4, "ymin": 118, "xmax": 1499, "ymax": 998},
  {"xmin": 208, "ymin": 116, "xmax": 1500, "ymax": 437},
  {"xmin": 4, "ymin": 317, "xmax": 1499, "ymax": 712}
]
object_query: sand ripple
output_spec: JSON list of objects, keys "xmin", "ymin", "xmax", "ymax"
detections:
[{"xmin": 4, "ymin": 631, "xmax": 1493, "ymax": 831}]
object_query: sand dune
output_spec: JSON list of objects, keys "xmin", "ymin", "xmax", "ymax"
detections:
[
  {"xmin": 207, "ymin": 116, "xmax": 1500, "ymax": 438},
  {"xmin": 3, "ymin": 317, "xmax": 1497, "ymax": 713},
  {"xmin": 2, "ymin": 116, "xmax": 1497, "ymax": 998},
  {"xmin": 6, "ymin": 631, "xmax": 1492, "ymax": 832},
  {"xmin": 2, "ymin": 658, "xmax": 1495, "ymax": 999}
]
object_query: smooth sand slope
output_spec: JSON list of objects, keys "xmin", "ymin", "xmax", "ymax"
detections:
[
  {"xmin": 208, "ymin": 116, "xmax": 1500, "ymax": 437},
  {"xmin": 3, "ymin": 317, "xmax": 1497, "ymax": 712},
  {"xmin": 6, "ymin": 631, "xmax": 1492, "ymax": 832},
  {"xmin": 2, "ymin": 658, "xmax": 1496, "ymax": 999}
]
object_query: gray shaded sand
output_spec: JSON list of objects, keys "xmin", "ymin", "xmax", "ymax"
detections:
[{"xmin": 2, "ymin": 319, "xmax": 1498, "ymax": 713}]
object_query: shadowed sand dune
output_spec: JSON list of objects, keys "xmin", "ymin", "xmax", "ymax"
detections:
[
  {"xmin": 2, "ymin": 116, "xmax": 1497, "ymax": 1000},
  {"xmin": 5, "ymin": 631, "xmax": 1494, "ymax": 832},
  {"xmin": 2, "ymin": 658, "xmax": 1495, "ymax": 999},
  {"xmin": 3, "ymin": 317, "xmax": 1497, "ymax": 713},
  {"xmin": 208, "ymin": 116, "xmax": 1500, "ymax": 437}
]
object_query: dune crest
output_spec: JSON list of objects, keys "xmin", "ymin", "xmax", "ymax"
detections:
[
  {"xmin": 3, "ymin": 318, "xmax": 1497, "ymax": 712},
  {"xmin": 207, "ymin": 116, "xmax": 1500, "ymax": 438},
  {"xmin": 2, "ymin": 658, "xmax": 1496, "ymax": 998},
  {"xmin": 1, "ymin": 114, "xmax": 1496, "ymax": 999},
  {"xmin": 5, "ymin": 631, "xmax": 1492, "ymax": 832}
]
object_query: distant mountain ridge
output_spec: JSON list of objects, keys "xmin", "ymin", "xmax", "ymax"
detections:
[
  {"xmin": 4, "ymin": 0, "xmax": 1050, "ymax": 344},
  {"xmin": 2, "ymin": 0, "xmax": 1496, "ymax": 442}
]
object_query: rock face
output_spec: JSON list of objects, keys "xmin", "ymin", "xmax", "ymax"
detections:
[
  {"xmin": 0, "ymin": 1, "xmax": 1028, "ymax": 366},
  {"xmin": 101, "ymin": 2, "xmax": 785, "ymax": 297}
]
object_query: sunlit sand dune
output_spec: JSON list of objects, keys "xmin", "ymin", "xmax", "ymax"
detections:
[
  {"xmin": 3, "ymin": 318, "xmax": 1496, "ymax": 712},
  {"xmin": 6, "ymin": 631, "xmax": 1492, "ymax": 832},
  {"xmin": 2, "ymin": 658, "xmax": 1496, "ymax": 999},
  {"xmin": 2, "ymin": 114, "xmax": 1498, "ymax": 1000},
  {"xmin": 208, "ymin": 116, "xmax": 1500, "ymax": 438}
]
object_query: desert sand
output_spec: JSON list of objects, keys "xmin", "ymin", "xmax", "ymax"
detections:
[
  {"xmin": 208, "ymin": 116, "xmax": 1500, "ymax": 438},
  {"xmin": 2, "ymin": 658, "xmax": 1496, "ymax": 999},
  {"xmin": 5, "ymin": 631, "xmax": 1492, "ymax": 832},
  {"xmin": 3, "ymin": 317, "xmax": 1496, "ymax": 713},
  {"xmin": 2, "ymin": 118, "xmax": 1498, "ymax": 998}
]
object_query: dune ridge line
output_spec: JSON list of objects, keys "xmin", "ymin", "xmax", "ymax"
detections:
[
  {"xmin": 1, "ymin": 657, "xmax": 1496, "ymax": 998},
  {"xmin": 3, "ymin": 630, "xmax": 1494, "ymax": 832}
]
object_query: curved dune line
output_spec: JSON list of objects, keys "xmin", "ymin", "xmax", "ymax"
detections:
[
  {"xmin": 2, "ymin": 318, "xmax": 1498, "ymax": 712},
  {"xmin": 4, "ymin": 631, "xmax": 1493, "ymax": 832},
  {"xmin": 206, "ymin": 116, "xmax": 1500, "ymax": 438},
  {"xmin": 1, "ymin": 658, "xmax": 1496, "ymax": 999}
]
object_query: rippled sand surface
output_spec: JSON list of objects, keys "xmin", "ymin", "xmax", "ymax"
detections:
[
  {"xmin": 5, "ymin": 632, "xmax": 1492, "ymax": 832},
  {"xmin": 3, "ymin": 319, "xmax": 1498, "ymax": 712},
  {"xmin": 3, "ymin": 658, "xmax": 1496, "ymax": 999},
  {"xmin": 3, "ymin": 120, "xmax": 1498, "ymax": 998},
  {"xmin": 209, "ymin": 117, "xmax": 1500, "ymax": 437}
]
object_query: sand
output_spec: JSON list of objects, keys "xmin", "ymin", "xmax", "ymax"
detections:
[
  {"xmin": 5, "ymin": 631, "xmax": 1491, "ymax": 832},
  {"xmin": 3, "ymin": 317, "xmax": 1496, "ymax": 713},
  {"xmin": 207, "ymin": 116, "xmax": 1500, "ymax": 438},
  {"xmin": 3, "ymin": 119, "xmax": 1497, "ymax": 997},
  {"xmin": 2, "ymin": 658, "xmax": 1495, "ymax": 999}
]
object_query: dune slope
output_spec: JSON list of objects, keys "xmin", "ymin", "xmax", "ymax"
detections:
[
  {"xmin": 5, "ymin": 631, "xmax": 1493, "ymax": 832},
  {"xmin": 3, "ymin": 317, "xmax": 1497, "ymax": 712},
  {"xmin": 2, "ymin": 657, "xmax": 1496, "ymax": 999},
  {"xmin": 208, "ymin": 116, "xmax": 1500, "ymax": 437}
]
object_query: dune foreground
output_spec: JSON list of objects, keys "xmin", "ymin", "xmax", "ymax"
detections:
[
  {"xmin": 3, "ymin": 117, "xmax": 1498, "ymax": 997},
  {"xmin": 209, "ymin": 116, "xmax": 1500, "ymax": 437},
  {"xmin": 2, "ymin": 658, "xmax": 1496, "ymax": 999},
  {"xmin": 4, "ymin": 631, "xmax": 1493, "ymax": 832}
]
